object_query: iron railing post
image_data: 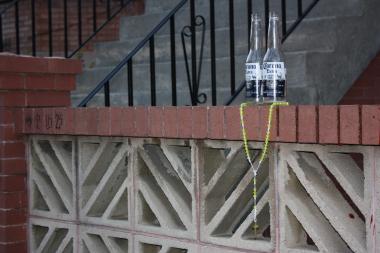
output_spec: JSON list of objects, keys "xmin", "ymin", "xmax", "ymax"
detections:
[{"xmin": 190, "ymin": 0, "xmax": 197, "ymax": 105}]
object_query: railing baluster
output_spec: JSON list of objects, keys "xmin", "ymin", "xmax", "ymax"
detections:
[
  {"xmin": 170, "ymin": 16, "xmax": 177, "ymax": 106},
  {"xmin": 31, "ymin": 0, "xmax": 36, "ymax": 56},
  {"xmin": 229, "ymin": 0, "xmax": 235, "ymax": 95},
  {"xmin": 247, "ymin": 0, "xmax": 252, "ymax": 51},
  {"xmin": 128, "ymin": 59, "xmax": 133, "ymax": 106},
  {"xmin": 150, "ymin": 36, "xmax": 156, "ymax": 106},
  {"xmin": 210, "ymin": 0, "xmax": 216, "ymax": 105},
  {"xmin": 15, "ymin": 1, "xmax": 19, "ymax": 54},
  {"xmin": 48, "ymin": 0, "xmax": 53, "ymax": 56},
  {"xmin": 64, "ymin": 0, "xmax": 68, "ymax": 57},
  {"xmin": 298, "ymin": 0, "xmax": 303, "ymax": 18},
  {"xmin": 93, "ymin": 0, "xmax": 97, "ymax": 33},
  {"xmin": 107, "ymin": 0, "xmax": 111, "ymax": 19},
  {"xmin": 190, "ymin": 0, "xmax": 197, "ymax": 105},
  {"xmin": 104, "ymin": 81, "xmax": 110, "ymax": 106},
  {"xmin": 0, "ymin": 15, "xmax": 3, "ymax": 52},
  {"xmin": 78, "ymin": 0, "xmax": 82, "ymax": 46},
  {"xmin": 264, "ymin": 0, "xmax": 269, "ymax": 45},
  {"xmin": 281, "ymin": 0, "xmax": 286, "ymax": 37}
]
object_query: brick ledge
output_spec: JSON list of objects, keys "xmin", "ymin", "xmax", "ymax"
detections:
[{"xmin": 15, "ymin": 105, "xmax": 380, "ymax": 145}]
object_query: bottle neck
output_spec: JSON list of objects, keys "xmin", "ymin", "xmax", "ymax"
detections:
[
  {"xmin": 267, "ymin": 17, "xmax": 281, "ymax": 50},
  {"xmin": 250, "ymin": 17, "xmax": 263, "ymax": 51}
]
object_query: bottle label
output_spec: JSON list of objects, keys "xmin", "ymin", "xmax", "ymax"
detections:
[
  {"xmin": 263, "ymin": 62, "xmax": 286, "ymax": 98},
  {"xmin": 245, "ymin": 63, "xmax": 262, "ymax": 98}
]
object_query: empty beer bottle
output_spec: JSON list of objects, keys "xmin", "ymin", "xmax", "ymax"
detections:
[
  {"xmin": 245, "ymin": 14, "xmax": 264, "ymax": 103},
  {"xmin": 263, "ymin": 12, "xmax": 287, "ymax": 103}
]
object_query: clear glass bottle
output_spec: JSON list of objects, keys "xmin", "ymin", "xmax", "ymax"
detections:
[
  {"xmin": 263, "ymin": 12, "xmax": 287, "ymax": 103},
  {"xmin": 245, "ymin": 14, "xmax": 264, "ymax": 103}
]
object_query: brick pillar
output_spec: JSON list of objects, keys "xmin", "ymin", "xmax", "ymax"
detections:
[{"xmin": 0, "ymin": 54, "xmax": 81, "ymax": 252}]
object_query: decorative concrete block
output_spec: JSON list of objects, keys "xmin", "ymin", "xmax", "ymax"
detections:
[
  {"xmin": 29, "ymin": 136, "xmax": 76, "ymax": 221},
  {"xmin": 79, "ymin": 225, "xmax": 131, "ymax": 253},
  {"xmin": 199, "ymin": 140, "xmax": 274, "ymax": 252},
  {"xmin": 134, "ymin": 234, "xmax": 197, "ymax": 253},
  {"xmin": 133, "ymin": 139, "xmax": 196, "ymax": 239},
  {"xmin": 78, "ymin": 137, "xmax": 131, "ymax": 229},
  {"xmin": 29, "ymin": 218, "xmax": 77, "ymax": 253},
  {"xmin": 278, "ymin": 144, "xmax": 373, "ymax": 253}
]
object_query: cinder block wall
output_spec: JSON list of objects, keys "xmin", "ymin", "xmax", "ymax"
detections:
[{"xmin": 340, "ymin": 51, "xmax": 380, "ymax": 105}]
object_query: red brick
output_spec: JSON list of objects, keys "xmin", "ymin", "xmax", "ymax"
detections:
[
  {"xmin": 26, "ymin": 91, "xmax": 70, "ymax": 107},
  {"xmin": 43, "ymin": 108, "xmax": 55, "ymax": 134},
  {"xmin": 0, "ymin": 109, "xmax": 14, "ymax": 124},
  {"xmin": 319, "ymin": 106, "xmax": 339, "ymax": 144},
  {"xmin": 224, "ymin": 106, "xmax": 241, "ymax": 140},
  {"xmin": 177, "ymin": 107, "xmax": 192, "ymax": 139},
  {"xmin": 298, "ymin": 105, "xmax": 318, "ymax": 143},
  {"xmin": 0, "ymin": 175, "xmax": 26, "ymax": 192},
  {"xmin": 121, "ymin": 108, "xmax": 135, "ymax": 136},
  {"xmin": 0, "ymin": 192, "xmax": 27, "ymax": 209},
  {"xmin": 148, "ymin": 107, "xmax": 163, "ymax": 137},
  {"xmin": 0, "ymin": 159, "xmax": 27, "ymax": 175},
  {"xmin": 0, "ymin": 208, "xmax": 27, "ymax": 225},
  {"xmin": 134, "ymin": 107, "xmax": 148, "ymax": 137},
  {"xmin": 0, "ymin": 142, "xmax": 25, "ymax": 158},
  {"xmin": 260, "ymin": 106, "xmax": 278, "ymax": 141},
  {"xmin": 0, "ymin": 241, "xmax": 27, "ymax": 252},
  {"xmin": 25, "ymin": 74, "xmax": 55, "ymax": 90},
  {"xmin": 54, "ymin": 74, "xmax": 76, "ymax": 91},
  {"xmin": 110, "ymin": 107, "xmax": 123, "ymax": 136},
  {"xmin": 22, "ymin": 109, "xmax": 33, "ymax": 133},
  {"xmin": 97, "ymin": 108, "xmax": 110, "ymax": 136},
  {"xmin": 0, "ymin": 92, "xmax": 26, "ymax": 107},
  {"xmin": 208, "ymin": 107, "xmax": 224, "ymax": 140},
  {"xmin": 0, "ymin": 74, "xmax": 24, "ymax": 89},
  {"xmin": 51, "ymin": 108, "xmax": 66, "ymax": 134},
  {"xmin": 32, "ymin": 108, "xmax": 43, "ymax": 133},
  {"xmin": 361, "ymin": 105, "xmax": 380, "ymax": 145},
  {"xmin": 13, "ymin": 108, "xmax": 24, "ymax": 134},
  {"xmin": 245, "ymin": 106, "xmax": 260, "ymax": 141},
  {"xmin": 163, "ymin": 107, "xmax": 178, "ymax": 138},
  {"xmin": 0, "ymin": 125, "xmax": 16, "ymax": 141},
  {"xmin": 0, "ymin": 55, "xmax": 48, "ymax": 74},
  {"xmin": 0, "ymin": 224, "xmax": 26, "ymax": 242},
  {"xmin": 278, "ymin": 106, "xmax": 297, "ymax": 142},
  {"xmin": 74, "ymin": 108, "xmax": 98, "ymax": 135},
  {"xmin": 61, "ymin": 108, "xmax": 75, "ymax": 134},
  {"xmin": 339, "ymin": 105, "xmax": 360, "ymax": 144},
  {"xmin": 47, "ymin": 58, "xmax": 82, "ymax": 74},
  {"xmin": 192, "ymin": 106, "xmax": 207, "ymax": 139}
]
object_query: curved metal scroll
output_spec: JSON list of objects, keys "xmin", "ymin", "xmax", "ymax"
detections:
[{"xmin": 181, "ymin": 15, "xmax": 207, "ymax": 105}]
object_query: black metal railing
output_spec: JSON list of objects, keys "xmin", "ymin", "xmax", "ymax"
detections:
[
  {"xmin": 225, "ymin": 0, "xmax": 320, "ymax": 105},
  {"xmin": 78, "ymin": 0, "xmax": 188, "ymax": 107},
  {"xmin": 0, "ymin": 0, "xmax": 134, "ymax": 58},
  {"xmin": 78, "ymin": 0, "xmax": 320, "ymax": 108}
]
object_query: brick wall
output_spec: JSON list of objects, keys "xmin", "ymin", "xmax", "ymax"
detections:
[
  {"xmin": 1, "ymin": 0, "xmax": 144, "ymax": 57},
  {"xmin": 0, "ymin": 54, "xmax": 81, "ymax": 252},
  {"xmin": 340, "ymin": 52, "xmax": 380, "ymax": 105},
  {"xmin": 17, "ymin": 105, "xmax": 380, "ymax": 145}
]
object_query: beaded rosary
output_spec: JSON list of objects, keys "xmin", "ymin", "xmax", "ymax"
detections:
[{"xmin": 240, "ymin": 101, "xmax": 288, "ymax": 236}]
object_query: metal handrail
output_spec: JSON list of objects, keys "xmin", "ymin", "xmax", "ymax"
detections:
[
  {"xmin": 0, "ymin": 0, "xmax": 135, "ymax": 57},
  {"xmin": 225, "ymin": 0, "xmax": 320, "ymax": 106},
  {"xmin": 78, "ymin": 0, "xmax": 188, "ymax": 107}
]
